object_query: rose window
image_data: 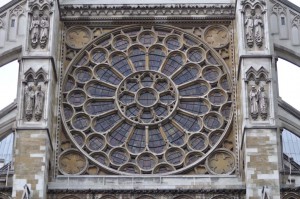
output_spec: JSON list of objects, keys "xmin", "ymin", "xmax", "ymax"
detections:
[{"xmin": 62, "ymin": 25, "xmax": 233, "ymax": 175}]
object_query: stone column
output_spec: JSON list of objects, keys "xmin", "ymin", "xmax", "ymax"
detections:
[
  {"xmin": 236, "ymin": 0, "xmax": 281, "ymax": 198},
  {"xmin": 12, "ymin": 0, "xmax": 59, "ymax": 198}
]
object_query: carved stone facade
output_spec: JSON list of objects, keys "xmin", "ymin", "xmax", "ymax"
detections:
[{"xmin": 1, "ymin": 0, "xmax": 300, "ymax": 199}]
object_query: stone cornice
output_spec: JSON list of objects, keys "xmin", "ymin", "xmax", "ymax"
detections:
[{"xmin": 59, "ymin": 4, "xmax": 235, "ymax": 21}]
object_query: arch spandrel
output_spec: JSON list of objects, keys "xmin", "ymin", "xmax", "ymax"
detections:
[{"xmin": 59, "ymin": 25, "xmax": 236, "ymax": 175}]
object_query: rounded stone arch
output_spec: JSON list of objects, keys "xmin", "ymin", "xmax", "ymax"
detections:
[
  {"xmin": 210, "ymin": 195, "xmax": 233, "ymax": 199},
  {"xmin": 99, "ymin": 195, "xmax": 117, "ymax": 199},
  {"xmin": 282, "ymin": 193, "xmax": 300, "ymax": 199},
  {"xmin": 61, "ymin": 24, "xmax": 234, "ymax": 175},
  {"xmin": 173, "ymin": 195, "xmax": 194, "ymax": 199},
  {"xmin": 136, "ymin": 195, "xmax": 155, "ymax": 199}
]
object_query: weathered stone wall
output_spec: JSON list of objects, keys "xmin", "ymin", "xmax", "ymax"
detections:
[
  {"xmin": 244, "ymin": 129, "xmax": 280, "ymax": 198},
  {"xmin": 12, "ymin": 130, "xmax": 51, "ymax": 198}
]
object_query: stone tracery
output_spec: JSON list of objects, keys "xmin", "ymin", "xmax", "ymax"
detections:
[{"xmin": 61, "ymin": 25, "xmax": 234, "ymax": 175}]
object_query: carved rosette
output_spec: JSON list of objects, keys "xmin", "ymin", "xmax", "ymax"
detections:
[
  {"xmin": 204, "ymin": 25, "xmax": 230, "ymax": 49},
  {"xmin": 58, "ymin": 149, "xmax": 88, "ymax": 175},
  {"xmin": 206, "ymin": 149, "xmax": 235, "ymax": 175}
]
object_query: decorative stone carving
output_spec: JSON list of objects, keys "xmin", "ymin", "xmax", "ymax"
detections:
[
  {"xmin": 29, "ymin": 0, "xmax": 54, "ymax": 7},
  {"xmin": 39, "ymin": 15, "xmax": 49, "ymax": 48},
  {"xmin": 245, "ymin": 12, "xmax": 254, "ymax": 48},
  {"xmin": 23, "ymin": 68, "xmax": 48, "ymax": 122},
  {"xmin": 242, "ymin": 1, "xmax": 265, "ymax": 49},
  {"xmin": 59, "ymin": 4, "xmax": 235, "ymax": 20},
  {"xmin": 30, "ymin": 14, "xmax": 50, "ymax": 49},
  {"xmin": 10, "ymin": 5, "xmax": 24, "ymax": 16},
  {"xmin": 254, "ymin": 14, "xmax": 264, "ymax": 47},
  {"xmin": 206, "ymin": 149, "xmax": 235, "ymax": 175},
  {"xmin": 66, "ymin": 26, "xmax": 92, "ymax": 49},
  {"xmin": 249, "ymin": 86, "xmax": 259, "ymax": 120},
  {"xmin": 258, "ymin": 86, "xmax": 268, "ymax": 120},
  {"xmin": 245, "ymin": 67, "xmax": 270, "ymax": 120},
  {"xmin": 34, "ymin": 85, "xmax": 45, "ymax": 121},
  {"xmin": 61, "ymin": 25, "xmax": 234, "ymax": 175},
  {"xmin": 58, "ymin": 149, "xmax": 88, "ymax": 175},
  {"xmin": 204, "ymin": 25, "xmax": 229, "ymax": 49},
  {"xmin": 30, "ymin": 14, "xmax": 40, "ymax": 48},
  {"xmin": 24, "ymin": 85, "xmax": 35, "ymax": 121}
]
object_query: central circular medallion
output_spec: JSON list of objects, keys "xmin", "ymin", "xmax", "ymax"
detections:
[
  {"xmin": 117, "ymin": 71, "xmax": 178, "ymax": 126},
  {"xmin": 137, "ymin": 88, "xmax": 158, "ymax": 107}
]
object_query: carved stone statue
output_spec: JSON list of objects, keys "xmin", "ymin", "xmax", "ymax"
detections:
[
  {"xmin": 249, "ymin": 86, "xmax": 259, "ymax": 119},
  {"xmin": 258, "ymin": 86, "xmax": 268, "ymax": 120},
  {"xmin": 25, "ymin": 85, "xmax": 35, "ymax": 121},
  {"xmin": 254, "ymin": 14, "xmax": 264, "ymax": 47},
  {"xmin": 40, "ymin": 15, "xmax": 49, "ymax": 48},
  {"xmin": 30, "ymin": 14, "xmax": 40, "ymax": 48},
  {"xmin": 245, "ymin": 14, "xmax": 254, "ymax": 48},
  {"xmin": 34, "ymin": 85, "xmax": 45, "ymax": 121}
]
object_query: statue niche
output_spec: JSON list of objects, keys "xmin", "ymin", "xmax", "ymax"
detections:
[
  {"xmin": 246, "ymin": 66, "xmax": 270, "ymax": 121},
  {"xmin": 29, "ymin": 7, "xmax": 50, "ymax": 49},
  {"xmin": 23, "ymin": 68, "xmax": 47, "ymax": 122},
  {"xmin": 243, "ymin": 4, "xmax": 265, "ymax": 49}
]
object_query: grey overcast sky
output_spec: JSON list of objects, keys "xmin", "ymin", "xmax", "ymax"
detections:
[{"xmin": 0, "ymin": 0, "xmax": 300, "ymax": 110}]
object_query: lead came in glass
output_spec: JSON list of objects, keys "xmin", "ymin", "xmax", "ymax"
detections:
[
  {"xmin": 188, "ymin": 49, "xmax": 203, "ymax": 62},
  {"xmin": 149, "ymin": 48, "xmax": 165, "ymax": 71},
  {"xmin": 96, "ymin": 67, "xmax": 122, "ymax": 85},
  {"xmin": 166, "ymin": 36, "xmax": 181, "ymax": 50},
  {"xmin": 162, "ymin": 54, "xmax": 184, "ymax": 76},
  {"xmin": 114, "ymin": 37, "xmax": 130, "ymax": 50},
  {"xmin": 85, "ymin": 100, "xmax": 114, "ymax": 115},
  {"xmin": 138, "ymin": 153, "xmax": 156, "ymax": 170},
  {"xmin": 189, "ymin": 134, "xmax": 206, "ymax": 151},
  {"xmin": 92, "ymin": 49, "xmax": 107, "ymax": 63},
  {"xmin": 179, "ymin": 82, "xmax": 208, "ymax": 97},
  {"xmin": 68, "ymin": 90, "xmax": 86, "ymax": 106},
  {"xmin": 86, "ymin": 83, "xmax": 115, "ymax": 97},
  {"xmin": 139, "ymin": 32, "xmax": 156, "ymax": 46},
  {"xmin": 173, "ymin": 66, "xmax": 199, "ymax": 85},
  {"xmin": 111, "ymin": 54, "xmax": 132, "ymax": 76},
  {"xmin": 179, "ymin": 100, "xmax": 209, "ymax": 115},
  {"xmin": 110, "ymin": 149, "xmax": 128, "ymax": 165},
  {"xmin": 163, "ymin": 123, "xmax": 185, "ymax": 146},
  {"xmin": 129, "ymin": 48, "xmax": 146, "ymax": 71},
  {"xmin": 174, "ymin": 113, "xmax": 200, "ymax": 132},
  {"xmin": 62, "ymin": 26, "xmax": 233, "ymax": 174},
  {"xmin": 204, "ymin": 114, "xmax": 221, "ymax": 129},
  {"xmin": 166, "ymin": 148, "xmax": 184, "ymax": 165},
  {"xmin": 127, "ymin": 128, "xmax": 146, "ymax": 154},
  {"xmin": 88, "ymin": 135, "xmax": 105, "ymax": 151},
  {"xmin": 148, "ymin": 129, "xmax": 166, "ymax": 153},
  {"xmin": 209, "ymin": 90, "xmax": 226, "ymax": 105},
  {"xmin": 94, "ymin": 114, "xmax": 121, "ymax": 132},
  {"xmin": 72, "ymin": 114, "xmax": 90, "ymax": 130},
  {"xmin": 108, "ymin": 122, "xmax": 131, "ymax": 146}
]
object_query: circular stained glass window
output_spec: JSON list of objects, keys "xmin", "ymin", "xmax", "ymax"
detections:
[{"xmin": 62, "ymin": 25, "xmax": 233, "ymax": 175}]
